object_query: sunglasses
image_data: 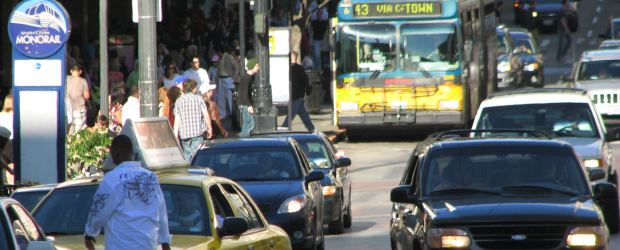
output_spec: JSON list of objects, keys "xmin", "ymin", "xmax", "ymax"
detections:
[{"xmin": 192, "ymin": 61, "xmax": 199, "ymax": 64}]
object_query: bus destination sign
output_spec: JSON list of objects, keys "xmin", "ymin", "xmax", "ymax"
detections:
[{"xmin": 353, "ymin": 2, "xmax": 442, "ymax": 18}]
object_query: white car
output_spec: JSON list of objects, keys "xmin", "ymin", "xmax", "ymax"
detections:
[{"xmin": 471, "ymin": 88, "xmax": 617, "ymax": 186}]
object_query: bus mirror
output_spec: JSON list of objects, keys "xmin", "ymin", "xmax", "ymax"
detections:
[
  {"xmin": 328, "ymin": 32, "xmax": 336, "ymax": 52},
  {"xmin": 463, "ymin": 41, "xmax": 473, "ymax": 63}
]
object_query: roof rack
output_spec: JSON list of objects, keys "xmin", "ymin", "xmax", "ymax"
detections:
[
  {"xmin": 488, "ymin": 88, "xmax": 587, "ymax": 98},
  {"xmin": 433, "ymin": 129, "xmax": 552, "ymax": 140}
]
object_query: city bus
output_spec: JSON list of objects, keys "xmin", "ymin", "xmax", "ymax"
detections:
[{"xmin": 330, "ymin": 0, "xmax": 498, "ymax": 138}]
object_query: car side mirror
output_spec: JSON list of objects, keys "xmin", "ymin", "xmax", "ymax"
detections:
[
  {"xmin": 390, "ymin": 185, "xmax": 416, "ymax": 203},
  {"xmin": 25, "ymin": 241, "xmax": 56, "ymax": 250},
  {"xmin": 336, "ymin": 157, "xmax": 351, "ymax": 168},
  {"xmin": 218, "ymin": 217, "xmax": 249, "ymax": 237},
  {"xmin": 592, "ymin": 182, "xmax": 618, "ymax": 200},
  {"xmin": 306, "ymin": 170, "xmax": 326, "ymax": 183},
  {"xmin": 463, "ymin": 40, "xmax": 473, "ymax": 63},
  {"xmin": 561, "ymin": 75, "xmax": 574, "ymax": 82},
  {"xmin": 328, "ymin": 32, "xmax": 336, "ymax": 52},
  {"xmin": 513, "ymin": 47, "xmax": 524, "ymax": 54},
  {"xmin": 587, "ymin": 168, "xmax": 606, "ymax": 182}
]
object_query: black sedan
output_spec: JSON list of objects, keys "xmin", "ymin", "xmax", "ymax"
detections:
[
  {"xmin": 192, "ymin": 137, "xmax": 326, "ymax": 250},
  {"xmin": 508, "ymin": 29, "xmax": 545, "ymax": 87},
  {"xmin": 532, "ymin": 0, "xmax": 578, "ymax": 32},
  {"xmin": 389, "ymin": 130, "xmax": 617, "ymax": 250},
  {"xmin": 253, "ymin": 132, "xmax": 353, "ymax": 234}
]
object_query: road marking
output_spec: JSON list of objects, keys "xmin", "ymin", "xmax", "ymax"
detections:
[
  {"xmin": 587, "ymin": 30, "xmax": 593, "ymax": 37},
  {"xmin": 593, "ymin": 17, "xmax": 598, "ymax": 24},
  {"xmin": 597, "ymin": 6, "xmax": 601, "ymax": 12},
  {"xmin": 545, "ymin": 68, "xmax": 573, "ymax": 75},
  {"xmin": 576, "ymin": 38, "xmax": 584, "ymax": 44},
  {"xmin": 540, "ymin": 39, "xmax": 550, "ymax": 48}
]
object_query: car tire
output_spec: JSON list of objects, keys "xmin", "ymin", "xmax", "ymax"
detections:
[
  {"xmin": 343, "ymin": 195, "xmax": 352, "ymax": 228},
  {"xmin": 328, "ymin": 201, "xmax": 345, "ymax": 234}
]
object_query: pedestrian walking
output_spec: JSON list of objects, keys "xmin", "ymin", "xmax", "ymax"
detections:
[
  {"xmin": 311, "ymin": 10, "xmax": 328, "ymax": 71},
  {"xmin": 183, "ymin": 56, "xmax": 210, "ymax": 91},
  {"xmin": 238, "ymin": 59, "xmax": 258, "ymax": 137},
  {"xmin": 122, "ymin": 85, "xmax": 141, "ymax": 126},
  {"xmin": 67, "ymin": 64, "xmax": 91, "ymax": 134},
  {"xmin": 200, "ymin": 83, "xmax": 228, "ymax": 138},
  {"xmin": 174, "ymin": 79, "xmax": 212, "ymax": 160},
  {"xmin": 525, "ymin": 1, "xmax": 541, "ymax": 46},
  {"xmin": 109, "ymin": 88, "xmax": 125, "ymax": 134},
  {"xmin": 84, "ymin": 135, "xmax": 172, "ymax": 250},
  {"xmin": 216, "ymin": 45, "xmax": 240, "ymax": 119},
  {"xmin": 282, "ymin": 52, "xmax": 316, "ymax": 132},
  {"xmin": 556, "ymin": 0, "xmax": 572, "ymax": 61}
]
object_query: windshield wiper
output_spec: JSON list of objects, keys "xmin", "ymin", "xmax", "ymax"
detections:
[
  {"xmin": 430, "ymin": 188, "xmax": 500, "ymax": 195},
  {"xmin": 502, "ymin": 185, "xmax": 578, "ymax": 196},
  {"xmin": 407, "ymin": 55, "xmax": 431, "ymax": 78}
]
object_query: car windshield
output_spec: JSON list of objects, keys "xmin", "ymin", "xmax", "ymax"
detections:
[
  {"xmin": 294, "ymin": 138, "xmax": 333, "ymax": 169},
  {"xmin": 400, "ymin": 23, "xmax": 460, "ymax": 72},
  {"xmin": 513, "ymin": 38, "xmax": 535, "ymax": 54},
  {"xmin": 193, "ymin": 146, "xmax": 302, "ymax": 181},
  {"xmin": 599, "ymin": 44, "xmax": 620, "ymax": 50},
  {"xmin": 476, "ymin": 103, "xmax": 599, "ymax": 138},
  {"xmin": 497, "ymin": 33, "xmax": 511, "ymax": 55},
  {"xmin": 422, "ymin": 147, "xmax": 589, "ymax": 197},
  {"xmin": 577, "ymin": 60, "xmax": 620, "ymax": 80},
  {"xmin": 33, "ymin": 185, "xmax": 212, "ymax": 236},
  {"xmin": 337, "ymin": 24, "xmax": 397, "ymax": 74},
  {"xmin": 11, "ymin": 191, "xmax": 50, "ymax": 212}
]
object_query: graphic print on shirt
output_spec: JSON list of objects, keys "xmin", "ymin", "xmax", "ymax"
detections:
[
  {"xmin": 89, "ymin": 193, "xmax": 110, "ymax": 220},
  {"xmin": 120, "ymin": 172, "xmax": 159, "ymax": 205}
]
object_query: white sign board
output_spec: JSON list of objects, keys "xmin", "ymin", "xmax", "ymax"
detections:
[
  {"xmin": 269, "ymin": 29, "xmax": 291, "ymax": 55},
  {"xmin": 14, "ymin": 60, "xmax": 62, "ymax": 86},
  {"xmin": 20, "ymin": 91, "xmax": 58, "ymax": 184},
  {"xmin": 270, "ymin": 56, "xmax": 290, "ymax": 104}
]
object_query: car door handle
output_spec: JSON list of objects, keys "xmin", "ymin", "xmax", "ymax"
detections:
[{"xmin": 248, "ymin": 245, "xmax": 254, "ymax": 250}]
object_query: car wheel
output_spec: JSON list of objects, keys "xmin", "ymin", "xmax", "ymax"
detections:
[
  {"xmin": 343, "ymin": 195, "xmax": 352, "ymax": 228},
  {"xmin": 328, "ymin": 201, "xmax": 345, "ymax": 234}
]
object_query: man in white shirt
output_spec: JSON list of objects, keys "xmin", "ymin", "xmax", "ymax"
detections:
[
  {"xmin": 552, "ymin": 106, "xmax": 593, "ymax": 132},
  {"xmin": 84, "ymin": 135, "xmax": 171, "ymax": 250},
  {"xmin": 183, "ymin": 56, "xmax": 210, "ymax": 90},
  {"xmin": 122, "ymin": 85, "xmax": 141, "ymax": 125}
]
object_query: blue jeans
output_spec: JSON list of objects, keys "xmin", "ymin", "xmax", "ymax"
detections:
[
  {"xmin": 240, "ymin": 106, "xmax": 255, "ymax": 137},
  {"xmin": 556, "ymin": 29, "xmax": 572, "ymax": 60},
  {"xmin": 282, "ymin": 98, "xmax": 315, "ymax": 131},
  {"xmin": 313, "ymin": 40, "xmax": 322, "ymax": 71},
  {"xmin": 181, "ymin": 136, "xmax": 203, "ymax": 161}
]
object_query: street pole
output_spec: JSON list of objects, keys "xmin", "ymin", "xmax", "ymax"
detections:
[
  {"xmin": 239, "ymin": 1, "xmax": 245, "ymax": 76},
  {"xmin": 99, "ymin": 0, "xmax": 108, "ymax": 114},
  {"xmin": 252, "ymin": 0, "xmax": 278, "ymax": 133},
  {"xmin": 138, "ymin": 0, "xmax": 158, "ymax": 117}
]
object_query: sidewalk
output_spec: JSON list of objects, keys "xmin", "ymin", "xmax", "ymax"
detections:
[{"xmin": 219, "ymin": 104, "xmax": 345, "ymax": 143}]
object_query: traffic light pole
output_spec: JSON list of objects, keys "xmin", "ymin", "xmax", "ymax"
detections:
[
  {"xmin": 138, "ymin": 0, "xmax": 158, "ymax": 117},
  {"xmin": 252, "ymin": 0, "xmax": 278, "ymax": 133}
]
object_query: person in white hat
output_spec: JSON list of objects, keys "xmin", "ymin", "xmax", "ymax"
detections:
[{"xmin": 200, "ymin": 83, "xmax": 228, "ymax": 138}]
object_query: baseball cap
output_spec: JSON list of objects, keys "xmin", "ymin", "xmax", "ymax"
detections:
[
  {"xmin": 199, "ymin": 83, "xmax": 217, "ymax": 94},
  {"xmin": 0, "ymin": 127, "xmax": 11, "ymax": 139},
  {"xmin": 211, "ymin": 55, "xmax": 219, "ymax": 62},
  {"xmin": 175, "ymin": 76, "xmax": 187, "ymax": 85},
  {"xmin": 246, "ymin": 59, "xmax": 258, "ymax": 71}
]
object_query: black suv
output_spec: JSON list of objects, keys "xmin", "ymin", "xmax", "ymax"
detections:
[{"xmin": 389, "ymin": 130, "xmax": 617, "ymax": 250}]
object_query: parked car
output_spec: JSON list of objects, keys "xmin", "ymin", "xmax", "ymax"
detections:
[
  {"xmin": 252, "ymin": 132, "xmax": 352, "ymax": 234},
  {"xmin": 533, "ymin": 0, "xmax": 578, "ymax": 32},
  {"xmin": 471, "ymin": 89, "xmax": 618, "ymax": 199},
  {"xmin": 32, "ymin": 173, "xmax": 292, "ymax": 249},
  {"xmin": 0, "ymin": 197, "xmax": 56, "ymax": 250},
  {"xmin": 598, "ymin": 18, "xmax": 620, "ymax": 40},
  {"xmin": 599, "ymin": 40, "xmax": 620, "ymax": 51},
  {"xmin": 496, "ymin": 26, "xmax": 525, "ymax": 90},
  {"xmin": 192, "ymin": 137, "xmax": 326, "ymax": 250},
  {"xmin": 389, "ymin": 129, "xmax": 617, "ymax": 250},
  {"xmin": 562, "ymin": 50, "xmax": 620, "ymax": 116},
  {"xmin": 508, "ymin": 28, "xmax": 545, "ymax": 87},
  {"xmin": 10, "ymin": 184, "xmax": 56, "ymax": 212}
]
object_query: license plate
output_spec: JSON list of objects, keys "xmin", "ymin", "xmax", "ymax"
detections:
[{"xmin": 543, "ymin": 20, "xmax": 553, "ymax": 26}]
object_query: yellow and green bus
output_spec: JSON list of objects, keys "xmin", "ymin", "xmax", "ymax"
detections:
[{"xmin": 331, "ymin": 0, "xmax": 498, "ymax": 137}]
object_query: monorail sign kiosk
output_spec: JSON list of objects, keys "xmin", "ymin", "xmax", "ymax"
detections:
[
  {"xmin": 9, "ymin": 0, "xmax": 70, "ymax": 184},
  {"xmin": 102, "ymin": 117, "xmax": 189, "ymax": 172}
]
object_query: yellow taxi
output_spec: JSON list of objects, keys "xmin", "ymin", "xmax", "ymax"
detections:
[{"xmin": 31, "ymin": 172, "xmax": 292, "ymax": 250}]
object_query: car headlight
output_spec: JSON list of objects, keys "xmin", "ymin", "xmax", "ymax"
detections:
[
  {"xmin": 497, "ymin": 61, "xmax": 511, "ymax": 73},
  {"xmin": 439, "ymin": 100, "xmax": 460, "ymax": 110},
  {"xmin": 567, "ymin": 226, "xmax": 608, "ymax": 246},
  {"xmin": 524, "ymin": 63, "xmax": 539, "ymax": 71},
  {"xmin": 340, "ymin": 102, "xmax": 359, "ymax": 112},
  {"xmin": 532, "ymin": 11, "xmax": 538, "ymax": 17},
  {"xmin": 277, "ymin": 195, "xmax": 307, "ymax": 214},
  {"xmin": 583, "ymin": 159, "xmax": 603, "ymax": 168},
  {"xmin": 429, "ymin": 228, "xmax": 471, "ymax": 248},
  {"xmin": 322, "ymin": 185, "xmax": 336, "ymax": 196}
]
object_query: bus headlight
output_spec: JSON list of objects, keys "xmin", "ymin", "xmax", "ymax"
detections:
[
  {"xmin": 524, "ymin": 63, "xmax": 539, "ymax": 71},
  {"xmin": 439, "ymin": 100, "xmax": 460, "ymax": 110},
  {"xmin": 497, "ymin": 61, "xmax": 511, "ymax": 73},
  {"xmin": 583, "ymin": 159, "xmax": 603, "ymax": 168},
  {"xmin": 567, "ymin": 226, "xmax": 608, "ymax": 246},
  {"xmin": 429, "ymin": 228, "xmax": 471, "ymax": 248},
  {"xmin": 340, "ymin": 102, "xmax": 359, "ymax": 111}
]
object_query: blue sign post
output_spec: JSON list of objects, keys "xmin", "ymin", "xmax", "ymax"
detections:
[{"xmin": 9, "ymin": 0, "xmax": 70, "ymax": 184}]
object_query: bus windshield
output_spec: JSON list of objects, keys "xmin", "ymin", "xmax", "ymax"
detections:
[
  {"xmin": 400, "ymin": 23, "xmax": 460, "ymax": 72},
  {"xmin": 337, "ymin": 24, "xmax": 397, "ymax": 74}
]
